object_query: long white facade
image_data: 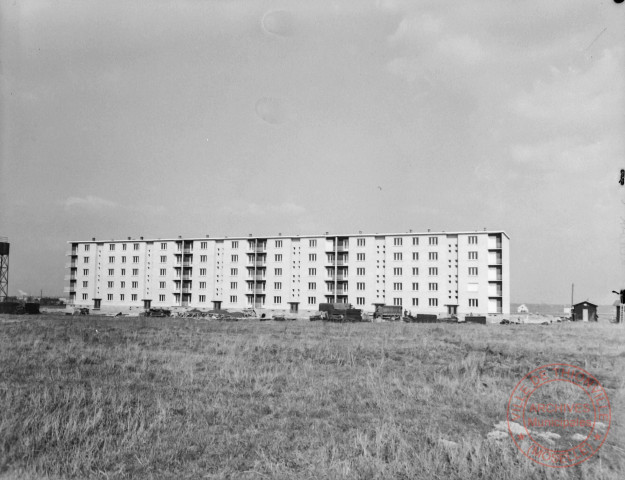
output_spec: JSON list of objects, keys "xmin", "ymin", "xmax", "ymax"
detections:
[{"xmin": 65, "ymin": 231, "xmax": 510, "ymax": 315}]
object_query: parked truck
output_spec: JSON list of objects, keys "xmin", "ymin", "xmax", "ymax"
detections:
[
  {"xmin": 313, "ymin": 303, "xmax": 362, "ymax": 322},
  {"xmin": 374, "ymin": 304, "xmax": 402, "ymax": 321}
]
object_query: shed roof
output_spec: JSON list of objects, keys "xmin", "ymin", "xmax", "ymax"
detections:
[{"xmin": 573, "ymin": 301, "xmax": 597, "ymax": 307}]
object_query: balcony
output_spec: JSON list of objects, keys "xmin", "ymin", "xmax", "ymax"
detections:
[
  {"xmin": 247, "ymin": 274, "xmax": 266, "ymax": 281},
  {"xmin": 64, "ymin": 274, "xmax": 77, "ymax": 281},
  {"xmin": 250, "ymin": 245, "xmax": 267, "ymax": 253},
  {"xmin": 175, "ymin": 260, "xmax": 193, "ymax": 267},
  {"xmin": 67, "ymin": 249, "xmax": 78, "ymax": 256},
  {"xmin": 63, "ymin": 286, "xmax": 75, "ymax": 293},
  {"xmin": 327, "ymin": 274, "xmax": 348, "ymax": 281},
  {"xmin": 248, "ymin": 288, "xmax": 266, "ymax": 294},
  {"xmin": 248, "ymin": 261, "xmax": 267, "ymax": 267},
  {"xmin": 65, "ymin": 261, "xmax": 77, "ymax": 269},
  {"xmin": 182, "ymin": 287, "xmax": 192, "ymax": 293},
  {"xmin": 327, "ymin": 288, "xmax": 348, "ymax": 295}
]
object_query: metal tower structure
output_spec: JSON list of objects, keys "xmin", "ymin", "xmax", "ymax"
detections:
[{"xmin": 0, "ymin": 237, "xmax": 8, "ymax": 302}]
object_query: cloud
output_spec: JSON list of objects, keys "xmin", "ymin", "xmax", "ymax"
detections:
[
  {"xmin": 62, "ymin": 195, "xmax": 166, "ymax": 215},
  {"xmin": 222, "ymin": 201, "xmax": 306, "ymax": 217},
  {"xmin": 63, "ymin": 195, "xmax": 118, "ymax": 211}
]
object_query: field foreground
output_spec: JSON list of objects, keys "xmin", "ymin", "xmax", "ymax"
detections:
[{"xmin": 1, "ymin": 315, "xmax": 624, "ymax": 479}]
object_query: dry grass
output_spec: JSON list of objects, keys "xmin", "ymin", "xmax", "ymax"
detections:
[{"xmin": 1, "ymin": 315, "xmax": 624, "ymax": 479}]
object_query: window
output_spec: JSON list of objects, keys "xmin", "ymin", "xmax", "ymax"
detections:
[
  {"xmin": 469, "ymin": 298, "xmax": 479, "ymax": 307},
  {"xmin": 109, "ymin": 244, "xmax": 115, "ymax": 251},
  {"xmin": 133, "ymin": 256, "xmax": 139, "ymax": 263},
  {"xmin": 393, "ymin": 298, "xmax": 402, "ymax": 306},
  {"xmin": 357, "ymin": 267, "xmax": 365, "ymax": 275},
  {"xmin": 132, "ymin": 281, "xmax": 138, "ymax": 288},
  {"xmin": 108, "ymin": 256, "xmax": 115, "ymax": 263},
  {"xmin": 200, "ymin": 241, "xmax": 208, "ymax": 249},
  {"xmin": 160, "ymin": 268, "xmax": 166, "ymax": 276},
  {"xmin": 468, "ymin": 251, "xmax": 478, "ymax": 260},
  {"xmin": 133, "ymin": 243, "xmax": 139, "ymax": 251},
  {"xmin": 309, "ymin": 239, "xmax": 317, "ymax": 247},
  {"xmin": 412, "ymin": 237, "xmax": 419, "ymax": 246},
  {"xmin": 275, "ymin": 240, "xmax": 283, "ymax": 248},
  {"xmin": 199, "ymin": 281, "xmax": 206, "ymax": 289},
  {"xmin": 122, "ymin": 244, "xmax": 127, "ymax": 251},
  {"xmin": 357, "ymin": 253, "xmax": 365, "ymax": 261},
  {"xmin": 357, "ymin": 282, "xmax": 365, "ymax": 290},
  {"xmin": 412, "ymin": 298, "xmax": 419, "ymax": 306},
  {"xmin": 412, "ymin": 282, "xmax": 419, "ymax": 291},
  {"xmin": 82, "ymin": 293, "xmax": 88, "ymax": 300},
  {"xmin": 393, "ymin": 267, "xmax": 402, "ymax": 276},
  {"xmin": 231, "ymin": 241, "xmax": 238, "ymax": 249},
  {"xmin": 84, "ymin": 245, "xmax": 90, "ymax": 252},
  {"xmin": 468, "ymin": 236, "xmax": 478, "ymax": 244},
  {"xmin": 275, "ymin": 254, "xmax": 282, "ymax": 262},
  {"xmin": 107, "ymin": 281, "xmax": 114, "ymax": 288},
  {"xmin": 231, "ymin": 254, "xmax": 238, "ymax": 262},
  {"xmin": 121, "ymin": 269, "xmax": 126, "ymax": 276},
  {"xmin": 230, "ymin": 282, "xmax": 237, "ymax": 289},
  {"xmin": 228, "ymin": 268, "xmax": 236, "ymax": 276},
  {"xmin": 159, "ymin": 281, "xmax": 166, "ymax": 288},
  {"xmin": 83, "ymin": 256, "xmax": 89, "ymax": 263},
  {"xmin": 429, "ymin": 283, "xmax": 438, "ymax": 291},
  {"xmin": 308, "ymin": 297, "xmax": 316, "ymax": 305},
  {"xmin": 412, "ymin": 252, "xmax": 419, "ymax": 261},
  {"xmin": 308, "ymin": 282, "xmax": 316, "ymax": 290},
  {"xmin": 276, "ymin": 268, "xmax": 283, "ymax": 276},
  {"xmin": 309, "ymin": 253, "xmax": 317, "ymax": 261},
  {"xmin": 83, "ymin": 269, "xmax": 89, "ymax": 275},
  {"xmin": 274, "ymin": 296, "xmax": 282, "ymax": 304},
  {"xmin": 275, "ymin": 282, "xmax": 283, "ymax": 290},
  {"xmin": 107, "ymin": 294, "xmax": 113, "ymax": 301},
  {"xmin": 132, "ymin": 269, "xmax": 139, "ymax": 276},
  {"xmin": 200, "ymin": 255, "xmax": 207, "ymax": 262},
  {"xmin": 469, "ymin": 267, "xmax": 478, "ymax": 276},
  {"xmin": 428, "ymin": 252, "xmax": 438, "ymax": 261},
  {"xmin": 429, "ymin": 267, "xmax": 438, "ymax": 276},
  {"xmin": 429, "ymin": 237, "xmax": 438, "ymax": 245},
  {"xmin": 429, "ymin": 298, "xmax": 438, "ymax": 307},
  {"xmin": 412, "ymin": 267, "xmax": 419, "ymax": 276},
  {"xmin": 200, "ymin": 268, "xmax": 207, "ymax": 276},
  {"xmin": 131, "ymin": 294, "xmax": 138, "ymax": 301},
  {"xmin": 120, "ymin": 294, "xmax": 125, "ymax": 301},
  {"xmin": 82, "ymin": 281, "xmax": 88, "ymax": 287},
  {"xmin": 230, "ymin": 295, "xmax": 237, "ymax": 303},
  {"xmin": 393, "ymin": 237, "xmax": 402, "ymax": 246},
  {"xmin": 393, "ymin": 252, "xmax": 402, "ymax": 261},
  {"xmin": 121, "ymin": 256, "xmax": 126, "ymax": 263},
  {"xmin": 357, "ymin": 297, "xmax": 365, "ymax": 305},
  {"xmin": 120, "ymin": 281, "xmax": 125, "ymax": 288},
  {"xmin": 159, "ymin": 294, "xmax": 165, "ymax": 301},
  {"xmin": 161, "ymin": 243, "xmax": 167, "ymax": 250},
  {"xmin": 357, "ymin": 238, "xmax": 366, "ymax": 246},
  {"xmin": 199, "ymin": 295, "xmax": 206, "ymax": 302},
  {"xmin": 307, "ymin": 268, "xmax": 315, "ymax": 276},
  {"xmin": 108, "ymin": 269, "xmax": 114, "ymax": 276},
  {"xmin": 393, "ymin": 282, "xmax": 402, "ymax": 291},
  {"xmin": 160, "ymin": 256, "xmax": 167, "ymax": 263}
]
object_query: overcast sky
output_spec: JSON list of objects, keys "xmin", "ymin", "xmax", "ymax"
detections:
[{"xmin": 1, "ymin": 0, "xmax": 624, "ymax": 304}]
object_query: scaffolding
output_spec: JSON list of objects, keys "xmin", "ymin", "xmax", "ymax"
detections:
[{"xmin": 0, "ymin": 236, "xmax": 8, "ymax": 302}]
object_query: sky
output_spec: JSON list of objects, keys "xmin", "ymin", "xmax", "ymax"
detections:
[{"xmin": 1, "ymin": 0, "xmax": 624, "ymax": 304}]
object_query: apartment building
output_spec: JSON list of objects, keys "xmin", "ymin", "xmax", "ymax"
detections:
[{"xmin": 65, "ymin": 231, "xmax": 510, "ymax": 315}]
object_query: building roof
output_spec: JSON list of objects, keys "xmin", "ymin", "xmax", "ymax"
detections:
[
  {"xmin": 573, "ymin": 301, "xmax": 597, "ymax": 307},
  {"xmin": 69, "ymin": 229, "xmax": 510, "ymax": 244}
]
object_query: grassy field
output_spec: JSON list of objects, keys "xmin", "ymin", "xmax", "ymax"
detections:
[{"xmin": 0, "ymin": 315, "xmax": 624, "ymax": 479}]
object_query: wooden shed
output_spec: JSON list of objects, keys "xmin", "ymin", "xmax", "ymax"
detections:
[{"xmin": 572, "ymin": 301, "xmax": 597, "ymax": 322}]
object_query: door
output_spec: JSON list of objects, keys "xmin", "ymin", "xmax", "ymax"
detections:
[
  {"xmin": 290, "ymin": 303, "xmax": 298, "ymax": 314},
  {"xmin": 582, "ymin": 309, "xmax": 588, "ymax": 322},
  {"xmin": 143, "ymin": 299, "xmax": 152, "ymax": 310},
  {"xmin": 93, "ymin": 298, "xmax": 101, "ymax": 310}
]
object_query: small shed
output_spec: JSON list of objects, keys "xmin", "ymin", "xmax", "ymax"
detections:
[
  {"xmin": 517, "ymin": 304, "xmax": 529, "ymax": 313},
  {"xmin": 572, "ymin": 301, "xmax": 597, "ymax": 322}
]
